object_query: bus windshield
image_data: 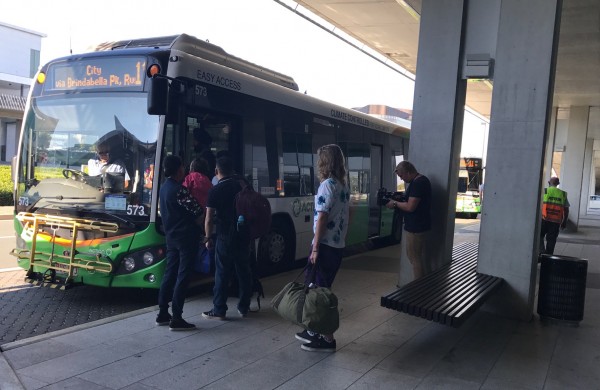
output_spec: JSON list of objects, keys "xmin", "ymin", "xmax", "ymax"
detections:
[{"xmin": 16, "ymin": 94, "xmax": 159, "ymax": 222}]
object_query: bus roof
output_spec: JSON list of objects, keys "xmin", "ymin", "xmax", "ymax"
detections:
[{"xmin": 93, "ymin": 34, "xmax": 300, "ymax": 92}]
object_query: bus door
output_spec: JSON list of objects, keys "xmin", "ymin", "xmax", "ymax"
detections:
[
  {"xmin": 368, "ymin": 145, "xmax": 383, "ymax": 237},
  {"xmin": 180, "ymin": 112, "xmax": 241, "ymax": 177}
]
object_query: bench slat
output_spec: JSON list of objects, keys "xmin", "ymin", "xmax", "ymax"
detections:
[
  {"xmin": 381, "ymin": 245, "xmax": 477, "ymax": 311},
  {"xmin": 382, "ymin": 247, "xmax": 477, "ymax": 311},
  {"xmin": 449, "ymin": 276, "xmax": 504, "ymax": 327},
  {"xmin": 407, "ymin": 264, "xmax": 477, "ymax": 315},
  {"xmin": 435, "ymin": 273, "xmax": 497, "ymax": 325}
]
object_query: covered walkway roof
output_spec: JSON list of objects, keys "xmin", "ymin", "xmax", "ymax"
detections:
[{"xmin": 291, "ymin": 0, "xmax": 600, "ymax": 135}]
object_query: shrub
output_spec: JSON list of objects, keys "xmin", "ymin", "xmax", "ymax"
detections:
[{"xmin": 0, "ymin": 165, "xmax": 13, "ymax": 206}]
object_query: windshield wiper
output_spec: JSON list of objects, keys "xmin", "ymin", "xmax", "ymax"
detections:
[{"xmin": 39, "ymin": 195, "xmax": 99, "ymax": 201}]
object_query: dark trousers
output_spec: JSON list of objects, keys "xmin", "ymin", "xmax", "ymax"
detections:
[
  {"xmin": 212, "ymin": 236, "xmax": 252, "ymax": 315},
  {"xmin": 540, "ymin": 219, "xmax": 560, "ymax": 255},
  {"xmin": 158, "ymin": 238, "xmax": 198, "ymax": 319},
  {"xmin": 305, "ymin": 244, "xmax": 343, "ymax": 288}
]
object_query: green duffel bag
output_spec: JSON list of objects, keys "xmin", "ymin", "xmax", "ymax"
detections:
[{"xmin": 271, "ymin": 269, "xmax": 339, "ymax": 335}]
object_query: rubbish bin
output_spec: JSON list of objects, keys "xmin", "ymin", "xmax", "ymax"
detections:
[{"xmin": 537, "ymin": 254, "xmax": 587, "ymax": 324}]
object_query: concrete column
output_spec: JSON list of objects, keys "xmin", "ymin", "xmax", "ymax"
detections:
[
  {"xmin": 6, "ymin": 122, "xmax": 17, "ymax": 162},
  {"xmin": 580, "ymin": 139, "xmax": 594, "ymax": 215},
  {"xmin": 544, "ymin": 108, "xmax": 558, "ymax": 181},
  {"xmin": 562, "ymin": 106, "xmax": 590, "ymax": 230},
  {"xmin": 477, "ymin": 0, "xmax": 561, "ymax": 320},
  {"xmin": 398, "ymin": 0, "xmax": 466, "ymax": 286}
]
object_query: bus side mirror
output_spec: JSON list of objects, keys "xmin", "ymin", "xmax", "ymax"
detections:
[{"xmin": 147, "ymin": 77, "xmax": 169, "ymax": 115}]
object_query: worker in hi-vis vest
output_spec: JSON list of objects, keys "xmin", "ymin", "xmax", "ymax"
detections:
[{"xmin": 540, "ymin": 177, "xmax": 570, "ymax": 255}]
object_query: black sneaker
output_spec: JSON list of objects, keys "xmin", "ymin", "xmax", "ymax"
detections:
[
  {"xmin": 301, "ymin": 336, "xmax": 336, "ymax": 352},
  {"xmin": 237, "ymin": 309, "xmax": 248, "ymax": 318},
  {"xmin": 156, "ymin": 312, "xmax": 172, "ymax": 326},
  {"xmin": 295, "ymin": 329, "xmax": 319, "ymax": 343},
  {"xmin": 202, "ymin": 310, "xmax": 226, "ymax": 320},
  {"xmin": 169, "ymin": 318, "xmax": 196, "ymax": 331}
]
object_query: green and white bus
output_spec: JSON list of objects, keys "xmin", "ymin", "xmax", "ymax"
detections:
[
  {"xmin": 12, "ymin": 34, "xmax": 410, "ymax": 289},
  {"xmin": 456, "ymin": 157, "xmax": 483, "ymax": 218}
]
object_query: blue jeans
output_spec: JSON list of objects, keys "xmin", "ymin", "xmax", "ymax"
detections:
[
  {"xmin": 158, "ymin": 238, "xmax": 198, "ymax": 319},
  {"xmin": 212, "ymin": 236, "xmax": 252, "ymax": 315}
]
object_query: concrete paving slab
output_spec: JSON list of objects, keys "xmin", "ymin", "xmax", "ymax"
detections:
[
  {"xmin": 346, "ymin": 368, "xmax": 421, "ymax": 390},
  {"xmin": 486, "ymin": 354, "xmax": 550, "ymax": 389},
  {"xmin": 0, "ymin": 352, "xmax": 24, "ymax": 389},
  {"xmin": 13, "ymin": 373, "xmax": 46, "ymax": 390},
  {"xmin": 139, "ymin": 354, "xmax": 247, "ymax": 389},
  {"xmin": 320, "ymin": 338, "xmax": 397, "ymax": 374},
  {"xmin": 3, "ymin": 339, "xmax": 80, "ymax": 370},
  {"xmin": 276, "ymin": 362, "xmax": 363, "ymax": 390},
  {"xmin": 41, "ymin": 376, "xmax": 111, "ymax": 390},
  {"xmin": 202, "ymin": 356, "xmax": 312, "ymax": 390},
  {"xmin": 77, "ymin": 346, "xmax": 196, "ymax": 389}
]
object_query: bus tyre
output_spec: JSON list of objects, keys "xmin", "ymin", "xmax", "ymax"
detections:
[{"xmin": 257, "ymin": 220, "xmax": 294, "ymax": 276}]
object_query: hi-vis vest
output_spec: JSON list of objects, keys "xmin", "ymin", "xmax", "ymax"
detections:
[{"xmin": 542, "ymin": 187, "xmax": 567, "ymax": 223}]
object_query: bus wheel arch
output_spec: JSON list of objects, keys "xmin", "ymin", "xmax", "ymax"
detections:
[{"xmin": 257, "ymin": 214, "xmax": 295, "ymax": 276}]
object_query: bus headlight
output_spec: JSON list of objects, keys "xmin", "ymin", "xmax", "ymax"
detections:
[
  {"xmin": 116, "ymin": 246, "xmax": 166, "ymax": 275},
  {"xmin": 123, "ymin": 256, "xmax": 136, "ymax": 272},
  {"xmin": 142, "ymin": 251, "xmax": 154, "ymax": 266}
]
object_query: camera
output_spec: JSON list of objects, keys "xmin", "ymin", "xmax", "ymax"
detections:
[{"xmin": 376, "ymin": 187, "xmax": 405, "ymax": 206}]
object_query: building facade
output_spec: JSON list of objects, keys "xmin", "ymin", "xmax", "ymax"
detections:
[{"xmin": 0, "ymin": 21, "xmax": 45, "ymax": 163}]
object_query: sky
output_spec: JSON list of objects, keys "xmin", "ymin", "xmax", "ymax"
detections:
[{"xmin": 3, "ymin": 0, "xmax": 415, "ymax": 110}]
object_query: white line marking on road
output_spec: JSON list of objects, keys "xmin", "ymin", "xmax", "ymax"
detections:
[{"xmin": 0, "ymin": 267, "xmax": 22, "ymax": 273}]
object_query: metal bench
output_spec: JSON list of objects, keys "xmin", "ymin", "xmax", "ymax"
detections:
[{"xmin": 381, "ymin": 242, "xmax": 504, "ymax": 327}]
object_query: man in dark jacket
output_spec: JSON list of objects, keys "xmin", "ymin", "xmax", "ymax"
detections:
[{"xmin": 156, "ymin": 155, "xmax": 204, "ymax": 330}]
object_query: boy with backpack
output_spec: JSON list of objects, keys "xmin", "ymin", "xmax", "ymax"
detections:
[
  {"xmin": 227, "ymin": 175, "xmax": 271, "ymax": 310},
  {"xmin": 202, "ymin": 156, "xmax": 253, "ymax": 319}
]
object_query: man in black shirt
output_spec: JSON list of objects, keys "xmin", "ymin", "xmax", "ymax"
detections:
[
  {"xmin": 202, "ymin": 156, "xmax": 252, "ymax": 319},
  {"xmin": 386, "ymin": 161, "xmax": 431, "ymax": 279},
  {"xmin": 156, "ymin": 155, "xmax": 204, "ymax": 330}
]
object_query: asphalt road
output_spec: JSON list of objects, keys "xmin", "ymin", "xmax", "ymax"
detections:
[
  {"xmin": 0, "ymin": 220, "xmax": 17, "ymax": 270},
  {"xmin": 0, "ymin": 217, "xmax": 481, "ymax": 345}
]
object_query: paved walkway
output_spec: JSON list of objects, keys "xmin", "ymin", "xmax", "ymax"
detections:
[
  {"xmin": 0, "ymin": 206, "xmax": 13, "ymax": 220},
  {"xmin": 1, "ymin": 214, "xmax": 598, "ymax": 389}
]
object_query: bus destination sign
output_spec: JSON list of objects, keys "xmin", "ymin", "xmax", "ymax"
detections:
[
  {"xmin": 461, "ymin": 158, "xmax": 482, "ymax": 169},
  {"xmin": 46, "ymin": 57, "xmax": 147, "ymax": 92}
]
